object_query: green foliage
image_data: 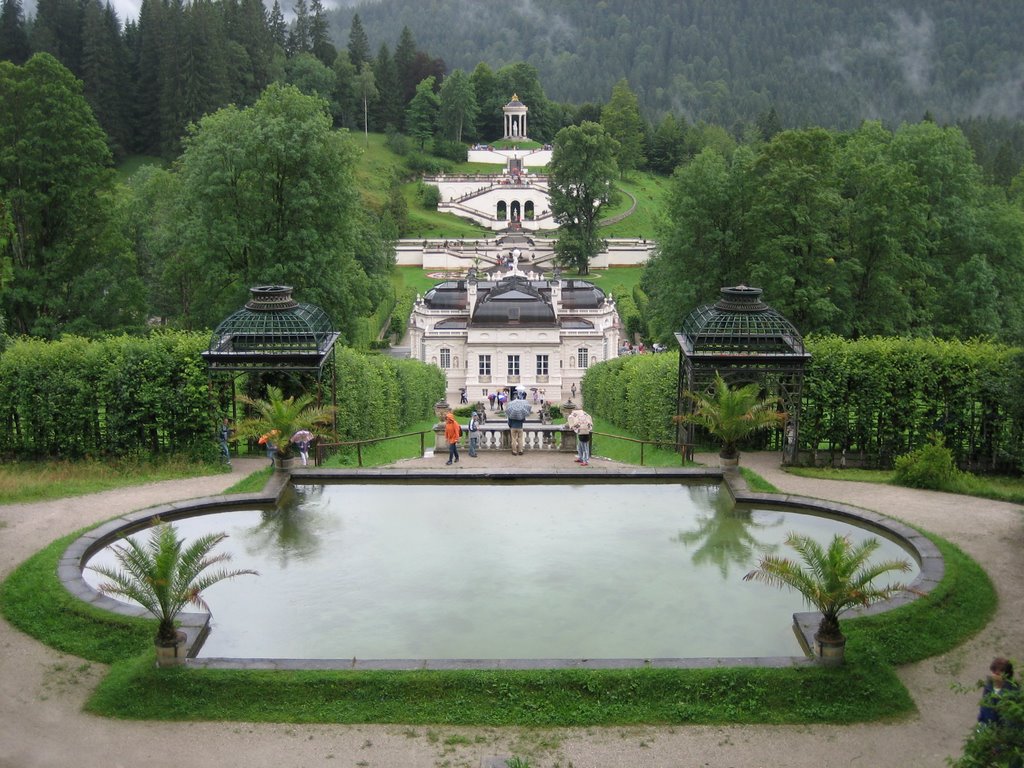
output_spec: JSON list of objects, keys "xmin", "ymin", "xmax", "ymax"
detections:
[
  {"xmin": 88, "ymin": 523, "xmax": 257, "ymax": 643},
  {"xmin": 337, "ymin": 1, "xmax": 1024, "ymax": 135},
  {"xmin": 1, "ymin": 53, "xmax": 146, "ymax": 337},
  {"xmin": 165, "ymin": 83, "xmax": 388, "ymax": 338},
  {"xmin": 645, "ymin": 122, "xmax": 1024, "ymax": 345},
  {"xmin": 417, "ymin": 181, "xmax": 441, "ymax": 209},
  {"xmin": 0, "ymin": 530, "xmax": 155, "ymax": 663},
  {"xmin": 581, "ymin": 353, "xmax": 678, "ymax": 444},
  {"xmin": 0, "ymin": 457, "xmax": 227, "ymax": 505},
  {"xmin": 583, "ymin": 337, "xmax": 1024, "ymax": 472},
  {"xmin": 743, "ymin": 533, "xmax": 912, "ymax": 642},
  {"xmin": 800, "ymin": 336, "xmax": 1024, "ymax": 472},
  {"xmin": 549, "ymin": 121, "xmax": 619, "ymax": 275},
  {"xmin": 893, "ymin": 433, "xmax": 961, "ymax": 490},
  {"xmin": 332, "ymin": 347, "xmax": 446, "ymax": 443},
  {"xmin": 679, "ymin": 373, "xmax": 783, "ymax": 459},
  {"xmin": 235, "ymin": 385, "xmax": 337, "ymax": 459},
  {"xmin": 431, "ymin": 138, "xmax": 468, "ymax": 162},
  {"xmin": 0, "ymin": 331, "xmax": 215, "ymax": 459}
]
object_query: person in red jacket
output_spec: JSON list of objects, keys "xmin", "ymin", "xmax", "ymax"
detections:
[{"xmin": 444, "ymin": 411, "xmax": 462, "ymax": 465}]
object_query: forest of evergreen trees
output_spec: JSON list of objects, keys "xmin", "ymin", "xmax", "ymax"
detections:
[
  {"xmin": 334, "ymin": 0, "xmax": 1024, "ymax": 129},
  {"xmin": 4, "ymin": 0, "xmax": 1024, "ymax": 345}
]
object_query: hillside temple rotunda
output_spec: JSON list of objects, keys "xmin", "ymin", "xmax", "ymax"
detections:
[{"xmin": 503, "ymin": 94, "xmax": 528, "ymax": 139}]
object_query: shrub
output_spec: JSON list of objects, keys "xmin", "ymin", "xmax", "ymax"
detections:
[
  {"xmin": 893, "ymin": 434, "xmax": 961, "ymax": 490},
  {"xmin": 418, "ymin": 182, "xmax": 441, "ymax": 210},
  {"xmin": 405, "ymin": 153, "xmax": 451, "ymax": 176},
  {"xmin": 431, "ymin": 138, "xmax": 468, "ymax": 162},
  {"xmin": 384, "ymin": 127, "xmax": 411, "ymax": 156}
]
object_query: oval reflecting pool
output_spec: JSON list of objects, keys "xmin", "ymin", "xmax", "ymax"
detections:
[{"xmin": 83, "ymin": 482, "xmax": 919, "ymax": 660}]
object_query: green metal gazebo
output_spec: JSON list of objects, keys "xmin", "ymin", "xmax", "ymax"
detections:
[
  {"xmin": 674, "ymin": 285, "xmax": 811, "ymax": 464},
  {"xmin": 203, "ymin": 285, "xmax": 340, "ymax": 420}
]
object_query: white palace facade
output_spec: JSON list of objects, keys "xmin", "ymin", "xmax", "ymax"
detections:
[{"xmin": 407, "ymin": 262, "xmax": 622, "ymax": 406}]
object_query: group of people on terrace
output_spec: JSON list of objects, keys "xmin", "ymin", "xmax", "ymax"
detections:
[{"xmin": 443, "ymin": 399, "xmax": 593, "ymax": 465}]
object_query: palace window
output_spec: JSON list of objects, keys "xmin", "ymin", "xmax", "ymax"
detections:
[
  {"xmin": 577, "ymin": 348, "xmax": 589, "ymax": 369},
  {"xmin": 479, "ymin": 354, "xmax": 491, "ymax": 376},
  {"xmin": 536, "ymin": 354, "xmax": 549, "ymax": 376},
  {"xmin": 439, "ymin": 348, "xmax": 451, "ymax": 369},
  {"xmin": 507, "ymin": 354, "xmax": 520, "ymax": 377}
]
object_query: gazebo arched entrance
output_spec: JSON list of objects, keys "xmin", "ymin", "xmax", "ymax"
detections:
[
  {"xmin": 202, "ymin": 285, "xmax": 340, "ymax": 430},
  {"xmin": 674, "ymin": 285, "xmax": 810, "ymax": 464}
]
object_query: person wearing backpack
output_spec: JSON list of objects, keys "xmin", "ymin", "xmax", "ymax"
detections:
[
  {"xmin": 444, "ymin": 410, "xmax": 461, "ymax": 465},
  {"xmin": 467, "ymin": 411, "xmax": 480, "ymax": 457}
]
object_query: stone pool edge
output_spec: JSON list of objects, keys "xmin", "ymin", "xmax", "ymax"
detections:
[{"xmin": 60, "ymin": 466, "xmax": 943, "ymax": 670}]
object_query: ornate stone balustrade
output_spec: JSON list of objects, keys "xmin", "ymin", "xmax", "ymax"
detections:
[{"xmin": 434, "ymin": 423, "xmax": 576, "ymax": 453}]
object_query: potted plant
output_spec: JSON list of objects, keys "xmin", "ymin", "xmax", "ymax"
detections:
[
  {"xmin": 677, "ymin": 372, "xmax": 783, "ymax": 466},
  {"xmin": 235, "ymin": 385, "xmax": 336, "ymax": 470},
  {"xmin": 743, "ymin": 533, "xmax": 912, "ymax": 666},
  {"xmin": 88, "ymin": 523, "xmax": 257, "ymax": 666}
]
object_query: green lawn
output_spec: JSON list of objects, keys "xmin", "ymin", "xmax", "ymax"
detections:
[
  {"xmin": 786, "ymin": 465, "xmax": 1024, "ymax": 505},
  {"xmin": 0, "ymin": 457, "xmax": 229, "ymax": 506}
]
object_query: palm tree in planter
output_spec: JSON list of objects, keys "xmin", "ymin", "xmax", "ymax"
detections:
[
  {"xmin": 677, "ymin": 372, "xmax": 783, "ymax": 466},
  {"xmin": 89, "ymin": 523, "xmax": 257, "ymax": 666},
  {"xmin": 235, "ymin": 385, "xmax": 336, "ymax": 468},
  {"xmin": 743, "ymin": 532, "xmax": 912, "ymax": 666}
]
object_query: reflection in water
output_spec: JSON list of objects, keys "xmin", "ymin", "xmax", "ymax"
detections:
[
  {"xmin": 244, "ymin": 484, "xmax": 330, "ymax": 566},
  {"xmin": 673, "ymin": 486, "xmax": 783, "ymax": 578}
]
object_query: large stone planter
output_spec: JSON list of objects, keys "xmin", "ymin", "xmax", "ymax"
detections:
[
  {"xmin": 273, "ymin": 455, "xmax": 300, "ymax": 472},
  {"xmin": 719, "ymin": 455, "xmax": 740, "ymax": 468},
  {"xmin": 815, "ymin": 633, "xmax": 847, "ymax": 667},
  {"xmin": 155, "ymin": 630, "xmax": 188, "ymax": 668}
]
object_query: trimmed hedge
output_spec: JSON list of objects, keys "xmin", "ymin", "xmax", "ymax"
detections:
[
  {"xmin": 0, "ymin": 333, "xmax": 446, "ymax": 459},
  {"xmin": 583, "ymin": 336, "xmax": 1024, "ymax": 471}
]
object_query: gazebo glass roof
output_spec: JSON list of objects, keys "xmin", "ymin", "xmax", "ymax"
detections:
[
  {"xmin": 203, "ymin": 285, "xmax": 340, "ymax": 371},
  {"xmin": 677, "ymin": 285, "xmax": 807, "ymax": 358}
]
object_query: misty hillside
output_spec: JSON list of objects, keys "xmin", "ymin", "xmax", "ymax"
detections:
[{"xmin": 330, "ymin": 0, "xmax": 1024, "ymax": 129}]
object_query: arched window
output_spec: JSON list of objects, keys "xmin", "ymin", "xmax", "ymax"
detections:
[{"xmin": 496, "ymin": 201, "xmax": 507, "ymax": 220}]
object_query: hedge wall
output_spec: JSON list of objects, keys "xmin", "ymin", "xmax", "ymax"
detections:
[
  {"xmin": 582, "ymin": 336, "xmax": 1024, "ymax": 472},
  {"xmin": 0, "ymin": 333, "xmax": 446, "ymax": 460},
  {"xmin": 0, "ymin": 332, "xmax": 214, "ymax": 459}
]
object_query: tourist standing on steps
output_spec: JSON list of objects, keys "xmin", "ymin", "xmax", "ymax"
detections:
[
  {"xmin": 567, "ymin": 407, "xmax": 594, "ymax": 466},
  {"xmin": 467, "ymin": 411, "xmax": 479, "ymax": 457},
  {"xmin": 444, "ymin": 411, "xmax": 461, "ymax": 465}
]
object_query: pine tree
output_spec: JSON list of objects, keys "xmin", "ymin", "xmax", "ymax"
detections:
[
  {"xmin": 267, "ymin": 0, "xmax": 286, "ymax": 51},
  {"xmin": 0, "ymin": 0, "xmax": 31, "ymax": 64},
  {"xmin": 287, "ymin": 0, "xmax": 310, "ymax": 57},
  {"xmin": 80, "ymin": 0, "xmax": 133, "ymax": 157},
  {"xmin": 30, "ymin": 0, "xmax": 83, "ymax": 74},
  {"xmin": 347, "ymin": 12, "xmax": 370, "ymax": 68},
  {"xmin": 309, "ymin": 0, "xmax": 334, "ymax": 66},
  {"xmin": 371, "ymin": 42, "xmax": 401, "ymax": 132},
  {"xmin": 130, "ymin": 0, "xmax": 163, "ymax": 154},
  {"xmin": 392, "ymin": 25, "xmax": 416, "ymax": 104}
]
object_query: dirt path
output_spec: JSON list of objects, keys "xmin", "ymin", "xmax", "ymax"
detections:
[{"xmin": 0, "ymin": 452, "xmax": 1020, "ymax": 768}]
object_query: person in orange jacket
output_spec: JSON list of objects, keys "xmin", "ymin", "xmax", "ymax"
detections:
[{"xmin": 444, "ymin": 411, "xmax": 462, "ymax": 465}]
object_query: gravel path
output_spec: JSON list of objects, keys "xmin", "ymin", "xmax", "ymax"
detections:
[{"xmin": 0, "ymin": 452, "xmax": 1020, "ymax": 768}]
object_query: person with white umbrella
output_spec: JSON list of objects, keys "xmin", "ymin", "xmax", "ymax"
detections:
[
  {"xmin": 504, "ymin": 398, "xmax": 532, "ymax": 455},
  {"xmin": 291, "ymin": 430, "xmax": 314, "ymax": 467},
  {"xmin": 566, "ymin": 407, "xmax": 594, "ymax": 466}
]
